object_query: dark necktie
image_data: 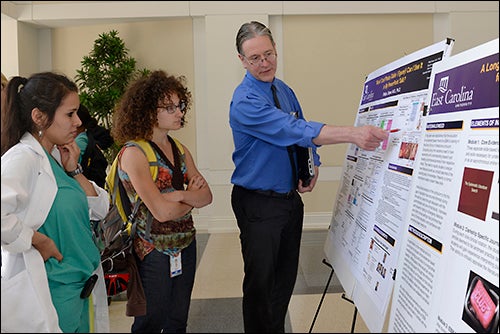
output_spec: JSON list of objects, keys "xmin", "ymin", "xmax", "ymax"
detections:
[
  {"xmin": 271, "ymin": 84, "xmax": 298, "ymax": 188},
  {"xmin": 271, "ymin": 84, "xmax": 281, "ymax": 109}
]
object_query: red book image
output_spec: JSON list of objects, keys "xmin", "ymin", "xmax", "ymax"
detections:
[
  {"xmin": 458, "ymin": 167, "xmax": 494, "ymax": 221},
  {"xmin": 470, "ymin": 279, "xmax": 496, "ymax": 329}
]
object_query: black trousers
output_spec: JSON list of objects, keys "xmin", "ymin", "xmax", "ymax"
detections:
[
  {"xmin": 231, "ymin": 185, "xmax": 304, "ymax": 333},
  {"xmin": 132, "ymin": 241, "xmax": 197, "ymax": 333}
]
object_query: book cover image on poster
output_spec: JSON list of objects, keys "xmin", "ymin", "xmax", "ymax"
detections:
[
  {"xmin": 458, "ymin": 167, "xmax": 494, "ymax": 221},
  {"xmin": 462, "ymin": 271, "xmax": 499, "ymax": 333}
]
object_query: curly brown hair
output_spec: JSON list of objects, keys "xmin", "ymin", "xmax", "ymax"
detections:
[{"xmin": 111, "ymin": 70, "xmax": 192, "ymax": 144}]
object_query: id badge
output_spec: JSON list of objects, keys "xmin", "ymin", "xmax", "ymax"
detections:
[{"xmin": 170, "ymin": 253, "xmax": 182, "ymax": 277}]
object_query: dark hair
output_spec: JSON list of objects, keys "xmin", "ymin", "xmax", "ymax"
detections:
[
  {"xmin": 111, "ymin": 70, "xmax": 192, "ymax": 144},
  {"xmin": 77, "ymin": 104, "xmax": 98, "ymax": 129},
  {"xmin": 78, "ymin": 103, "xmax": 114, "ymax": 150},
  {"xmin": 1, "ymin": 72, "xmax": 78, "ymax": 155},
  {"xmin": 236, "ymin": 21, "xmax": 275, "ymax": 56}
]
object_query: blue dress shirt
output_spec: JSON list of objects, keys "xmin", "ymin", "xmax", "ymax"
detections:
[{"xmin": 229, "ymin": 72, "xmax": 324, "ymax": 193}]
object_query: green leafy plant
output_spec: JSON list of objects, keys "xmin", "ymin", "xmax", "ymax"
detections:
[{"xmin": 75, "ymin": 30, "xmax": 149, "ymax": 161}]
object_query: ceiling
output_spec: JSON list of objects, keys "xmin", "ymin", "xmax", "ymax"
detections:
[{"xmin": 1, "ymin": 1, "xmax": 182, "ymax": 28}]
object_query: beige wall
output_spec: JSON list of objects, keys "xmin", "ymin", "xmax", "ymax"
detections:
[
  {"xmin": 1, "ymin": 1, "xmax": 498, "ymax": 232},
  {"xmin": 50, "ymin": 19, "xmax": 197, "ymax": 153},
  {"xmin": 1, "ymin": 14, "xmax": 19, "ymax": 79}
]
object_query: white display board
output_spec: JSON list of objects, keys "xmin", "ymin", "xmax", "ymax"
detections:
[
  {"xmin": 324, "ymin": 39, "xmax": 455, "ymax": 332},
  {"xmin": 389, "ymin": 38, "xmax": 499, "ymax": 333}
]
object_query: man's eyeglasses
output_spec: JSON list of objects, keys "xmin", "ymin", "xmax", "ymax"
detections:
[
  {"xmin": 157, "ymin": 101, "xmax": 186, "ymax": 114},
  {"xmin": 243, "ymin": 51, "xmax": 277, "ymax": 66}
]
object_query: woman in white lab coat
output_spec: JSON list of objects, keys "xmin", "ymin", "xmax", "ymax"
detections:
[{"xmin": 1, "ymin": 72, "xmax": 110, "ymax": 332}]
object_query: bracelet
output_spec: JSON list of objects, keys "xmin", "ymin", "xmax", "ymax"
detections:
[{"xmin": 67, "ymin": 163, "xmax": 84, "ymax": 177}]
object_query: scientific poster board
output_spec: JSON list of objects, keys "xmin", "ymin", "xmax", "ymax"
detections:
[
  {"xmin": 388, "ymin": 38, "xmax": 499, "ymax": 333},
  {"xmin": 324, "ymin": 39, "xmax": 454, "ymax": 332}
]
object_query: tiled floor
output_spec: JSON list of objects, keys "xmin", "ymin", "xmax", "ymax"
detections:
[{"xmin": 108, "ymin": 230, "xmax": 369, "ymax": 333}]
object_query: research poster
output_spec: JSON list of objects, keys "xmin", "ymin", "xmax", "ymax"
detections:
[
  {"xmin": 388, "ymin": 38, "xmax": 499, "ymax": 333},
  {"xmin": 324, "ymin": 39, "xmax": 454, "ymax": 332}
]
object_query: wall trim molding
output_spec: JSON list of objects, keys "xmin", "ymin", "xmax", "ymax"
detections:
[
  {"xmin": 203, "ymin": 166, "xmax": 343, "ymax": 185},
  {"xmin": 194, "ymin": 212, "xmax": 332, "ymax": 234}
]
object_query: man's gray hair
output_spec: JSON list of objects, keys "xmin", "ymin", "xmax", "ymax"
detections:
[{"xmin": 236, "ymin": 21, "xmax": 275, "ymax": 56}]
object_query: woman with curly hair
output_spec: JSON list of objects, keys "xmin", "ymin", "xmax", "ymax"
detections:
[{"xmin": 111, "ymin": 70, "xmax": 212, "ymax": 333}]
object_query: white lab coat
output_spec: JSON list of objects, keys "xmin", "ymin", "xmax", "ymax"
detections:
[{"xmin": 1, "ymin": 132, "xmax": 110, "ymax": 333}]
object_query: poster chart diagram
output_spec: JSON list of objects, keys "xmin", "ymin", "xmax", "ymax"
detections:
[
  {"xmin": 323, "ymin": 38, "xmax": 454, "ymax": 333},
  {"xmin": 389, "ymin": 38, "xmax": 499, "ymax": 333}
]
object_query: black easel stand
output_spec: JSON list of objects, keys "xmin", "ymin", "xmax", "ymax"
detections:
[
  {"xmin": 341, "ymin": 293, "xmax": 358, "ymax": 333},
  {"xmin": 309, "ymin": 259, "xmax": 334, "ymax": 333},
  {"xmin": 308, "ymin": 259, "xmax": 358, "ymax": 333}
]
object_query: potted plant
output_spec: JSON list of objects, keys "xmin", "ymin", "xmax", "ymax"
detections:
[{"xmin": 75, "ymin": 29, "xmax": 149, "ymax": 161}]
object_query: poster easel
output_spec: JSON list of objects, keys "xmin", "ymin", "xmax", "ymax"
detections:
[{"xmin": 309, "ymin": 259, "xmax": 358, "ymax": 333}]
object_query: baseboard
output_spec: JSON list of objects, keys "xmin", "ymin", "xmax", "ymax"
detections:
[{"xmin": 193, "ymin": 212, "xmax": 332, "ymax": 234}]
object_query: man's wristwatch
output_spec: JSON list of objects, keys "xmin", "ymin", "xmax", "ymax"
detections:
[{"xmin": 67, "ymin": 164, "xmax": 84, "ymax": 177}]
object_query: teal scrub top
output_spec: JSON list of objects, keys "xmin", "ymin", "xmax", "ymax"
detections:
[{"xmin": 38, "ymin": 151, "xmax": 100, "ymax": 332}]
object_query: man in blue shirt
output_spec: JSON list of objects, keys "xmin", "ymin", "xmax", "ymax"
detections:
[{"xmin": 229, "ymin": 21, "xmax": 388, "ymax": 332}]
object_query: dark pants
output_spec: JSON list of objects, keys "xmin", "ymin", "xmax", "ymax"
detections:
[
  {"xmin": 231, "ymin": 185, "xmax": 304, "ymax": 333},
  {"xmin": 131, "ymin": 240, "xmax": 197, "ymax": 333}
]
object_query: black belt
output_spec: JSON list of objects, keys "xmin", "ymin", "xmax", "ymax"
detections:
[{"xmin": 237, "ymin": 186, "xmax": 296, "ymax": 199}]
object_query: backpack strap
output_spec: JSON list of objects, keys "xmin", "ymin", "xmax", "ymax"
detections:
[
  {"xmin": 126, "ymin": 140, "xmax": 160, "ymax": 240},
  {"xmin": 170, "ymin": 136, "xmax": 184, "ymax": 155},
  {"xmin": 127, "ymin": 139, "xmax": 159, "ymax": 182},
  {"xmin": 105, "ymin": 146, "xmax": 138, "ymax": 238},
  {"xmin": 149, "ymin": 136, "xmax": 184, "ymax": 190}
]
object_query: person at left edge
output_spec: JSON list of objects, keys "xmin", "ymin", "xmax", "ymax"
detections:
[
  {"xmin": 1, "ymin": 72, "xmax": 9, "ymax": 134},
  {"xmin": 1, "ymin": 72, "xmax": 110, "ymax": 332},
  {"xmin": 1, "ymin": 72, "xmax": 8, "ymax": 110}
]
